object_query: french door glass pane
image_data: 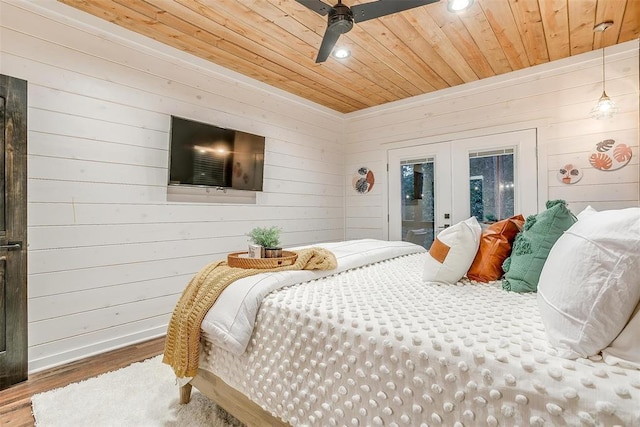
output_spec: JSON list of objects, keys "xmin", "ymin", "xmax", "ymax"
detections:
[
  {"xmin": 401, "ymin": 159, "xmax": 435, "ymax": 249},
  {"xmin": 469, "ymin": 150, "xmax": 515, "ymax": 223}
]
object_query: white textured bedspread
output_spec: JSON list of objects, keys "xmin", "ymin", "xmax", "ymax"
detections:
[
  {"xmin": 201, "ymin": 239, "xmax": 425, "ymax": 354},
  {"xmin": 200, "ymin": 245, "xmax": 640, "ymax": 426}
]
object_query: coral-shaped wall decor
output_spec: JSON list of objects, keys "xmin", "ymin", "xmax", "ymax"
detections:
[
  {"xmin": 352, "ymin": 167, "xmax": 375, "ymax": 194},
  {"xmin": 589, "ymin": 139, "xmax": 632, "ymax": 171}
]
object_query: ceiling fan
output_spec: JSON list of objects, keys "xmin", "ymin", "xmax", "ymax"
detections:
[{"xmin": 296, "ymin": 0, "xmax": 438, "ymax": 63}]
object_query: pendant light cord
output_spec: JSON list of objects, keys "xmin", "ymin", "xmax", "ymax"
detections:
[{"xmin": 601, "ymin": 46, "xmax": 606, "ymax": 94}]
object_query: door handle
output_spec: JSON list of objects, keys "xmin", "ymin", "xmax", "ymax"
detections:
[{"xmin": 0, "ymin": 241, "xmax": 22, "ymax": 251}]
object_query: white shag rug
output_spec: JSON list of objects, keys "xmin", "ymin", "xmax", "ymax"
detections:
[{"xmin": 31, "ymin": 355, "xmax": 245, "ymax": 427}]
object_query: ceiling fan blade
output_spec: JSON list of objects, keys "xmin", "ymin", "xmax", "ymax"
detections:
[
  {"xmin": 316, "ymin": 26, "xmax": 342, "ymax": 63},
  {"xmin": 295, "ymin": 0, "xmax": 333, "ymax": 16},
  {"xmin": 351, "ymin": 0, "xmax": 437, "ymax": 23}
]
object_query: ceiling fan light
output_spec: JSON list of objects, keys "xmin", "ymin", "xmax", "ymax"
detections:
[
  {"xmin": 447, "ymin": 0, "xmax": 473, "ymax": 12},
  {"xmin": 332, "ymin": 48, "xmax": 351, "ymax": 59},
  {"xmin": 591, "ymin": 92, "xmax": 618, "ymax": 119}
]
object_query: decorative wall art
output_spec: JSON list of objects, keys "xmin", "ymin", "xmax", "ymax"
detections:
[
  {"xmin": 557, "ymin": 164, "xmax": 583, "ymax": 184},
  {"xmin": 352, "ymin": 167, "xmax": 375, "ymax": 194},
  {"xmin": 589, "ymin": 139, "xmax": 632, "ymax": 171}
]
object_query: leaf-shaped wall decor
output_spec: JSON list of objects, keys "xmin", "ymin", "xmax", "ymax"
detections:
[
  {"xmin": 596, "ymin": 139, "xmax": 615, "ymax": 152},
  {"xmin": 589, "ymin": 153, "xmax": 613, "ymax": 170},
  {"xmin": 589, "ymin": 139, "xmax": 632, "ymax": 171},
  {"xmin": 613, "ymin": 144, "xmax": 632, "ymax": 162}
]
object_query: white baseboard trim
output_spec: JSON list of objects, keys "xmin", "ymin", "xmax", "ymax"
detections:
[{"xmin": 28, "ymin": 326, "xmax": 166, "ymax": 374}]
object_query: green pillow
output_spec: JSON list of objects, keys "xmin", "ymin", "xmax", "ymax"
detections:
[{"xmin": 502, "ymin": 200, "xmax": 576, "ymax": 293}]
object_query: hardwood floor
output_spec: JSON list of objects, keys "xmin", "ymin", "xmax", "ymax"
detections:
[{"xmin": 0, "ymin": 337, "xmax": 165, "ymax": 427}]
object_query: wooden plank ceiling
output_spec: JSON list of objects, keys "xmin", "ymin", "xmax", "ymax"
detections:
[{"xmin": 59, "ymin": 0, "xmax": 639, "ymax": 114}]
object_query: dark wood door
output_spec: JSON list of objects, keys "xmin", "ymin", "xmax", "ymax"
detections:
[{"xmin": 0, "ymin": 74, "xmax": 28, "ymax": 390}]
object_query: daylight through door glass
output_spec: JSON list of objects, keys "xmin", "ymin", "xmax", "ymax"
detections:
[
  {"xmin": 469, "ymin": 149, "xmax": 515, "ymax": 223},
  {"xmin": 401, "ymin": 158, "xmax": 435, "ymax": 249}
]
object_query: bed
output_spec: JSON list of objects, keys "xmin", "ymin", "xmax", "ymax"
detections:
[{"xmin": 172, "ymin": 237, "xmax": 640, "ymax": 427}]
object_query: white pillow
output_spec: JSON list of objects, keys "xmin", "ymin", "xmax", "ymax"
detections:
[
  {"xmin": 537, "ymin": 207, "xmax": 640, "ymax": 359},
  {"xmin": 423, "ymin": 217, "xmax": 481, "ymax": 284},
  {"xmin": 602, "ymin": 300, "xmax": 640, "ymax": 369},
  {"xmin": 576, "ymin": 205, "xmax": 597, "ymax": 220}
]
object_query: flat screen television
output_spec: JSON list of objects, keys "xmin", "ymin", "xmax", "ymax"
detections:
[{"xmin": 168, "ymin": 116, "xmax": 265, "ymax": 191}]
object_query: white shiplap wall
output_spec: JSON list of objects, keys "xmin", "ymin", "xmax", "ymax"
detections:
[
  {"xmin": 1, "ymin": 0, "xmax": 638, "ymax": 373},
  {"xmin": 344, "ymin": 39, "xmax": 640, "ymax": 240},
  {"xmin": 0, "ymin": 0, "xmax": 345, "ymax": 371}
]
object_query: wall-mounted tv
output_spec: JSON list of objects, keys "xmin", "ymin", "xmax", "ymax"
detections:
[{"xmin": 169, "ymin": 116, "xmax": 265, "ymax": 191}]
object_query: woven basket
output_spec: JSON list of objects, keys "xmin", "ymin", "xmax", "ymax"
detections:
[{"xmin": 227, "ymin": 251, "xmax": 298, "ymax": 269}]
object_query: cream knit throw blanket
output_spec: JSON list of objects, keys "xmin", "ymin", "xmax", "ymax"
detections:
[{"xmin": 163, "ymin": 247, "xmax": 337, "ymax": 378}]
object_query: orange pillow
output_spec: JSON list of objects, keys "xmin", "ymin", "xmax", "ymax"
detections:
[{"xmin": 466, "ymin": 215, "xmax": 525, "ymax": 282}]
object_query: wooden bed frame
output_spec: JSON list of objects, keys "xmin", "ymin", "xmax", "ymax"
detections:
[{"xmin": 180, "ymin": 369, "xmax": 290, "ymax": 427}]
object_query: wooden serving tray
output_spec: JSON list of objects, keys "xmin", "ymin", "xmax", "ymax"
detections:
[{"xmin": 227, "ymin": 250, "xmax": 298, "ymax": 269}]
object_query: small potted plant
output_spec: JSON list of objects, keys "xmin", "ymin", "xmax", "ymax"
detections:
[{"xmin": 247, "ymin": 226, "xmax": 282, "ymax": 258}]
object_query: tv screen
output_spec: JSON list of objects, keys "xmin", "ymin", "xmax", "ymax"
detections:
[{"xmin": 169, "ymin": 116, "xmax": 265, "ymax": 191}]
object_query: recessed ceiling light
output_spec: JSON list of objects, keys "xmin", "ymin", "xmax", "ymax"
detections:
[
  {"xmin": 332, "ymin": 48, "xmax": 351, "ymax": 59},
  {"xmin": 447, "ymin": 0, "xmax": 473, "ymax": 12}
]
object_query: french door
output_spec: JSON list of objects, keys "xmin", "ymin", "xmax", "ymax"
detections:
[
  {"xmin": 0, "ymin": 75, "xmax": 28, "ymax": 390},
  {"xmin": 388, "ymin": 142, "xmax": 451, "ymax": 248},
  {"xmin": 388, "ymin": 129, "xmax": 538, "ymax": 248}
]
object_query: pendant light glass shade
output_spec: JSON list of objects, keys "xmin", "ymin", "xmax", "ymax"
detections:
[{"xmin": 591, "ymin": 91, "xmax": 618, "ymax": 119}]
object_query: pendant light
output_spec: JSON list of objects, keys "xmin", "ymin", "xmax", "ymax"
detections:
[{"xmin": 591, "ymin": 21, "xmax": 618, "ymax": 119}]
